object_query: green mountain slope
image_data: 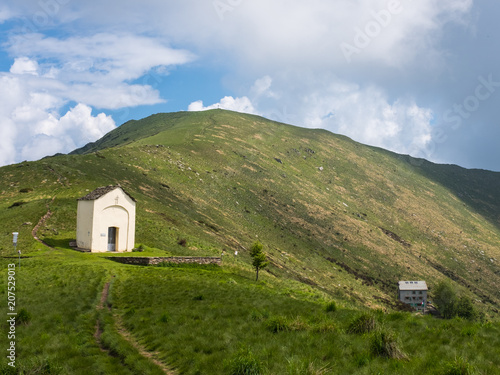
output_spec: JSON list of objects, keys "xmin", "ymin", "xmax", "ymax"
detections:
[
  {"xmin": 2, "ymin": 109, "xmax": 500, "ymax": 373},
  {"xmin": 2, "ymin": 109, "xmax": 500, "ymax": 311}
]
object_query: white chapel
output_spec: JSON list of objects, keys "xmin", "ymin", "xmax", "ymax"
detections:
[{"xmin": 76, "ymin": 185, "xmax": 136, "ymax": 252}]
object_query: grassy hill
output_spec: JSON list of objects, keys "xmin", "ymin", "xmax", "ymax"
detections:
[{"xmin": 1, "ymin": 109, "xmax": 499, "ymax": 374}]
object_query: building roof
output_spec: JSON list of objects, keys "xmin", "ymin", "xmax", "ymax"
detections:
[
  {"xmin": 78, "ymin": 185, "xmax": 136, "ymax": 202},
  {"xmin": 398, "ymin": 280, "xmax": 428, "ymax": 291}
]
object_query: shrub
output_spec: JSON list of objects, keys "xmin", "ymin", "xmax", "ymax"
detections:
[
  {"xmin": 455, "ymin": 296, "xmax": 476, "ymax": 320},
  {"xmin": 369, "ymin": 329, "xmax": 407, "ymax": 360},
  {"xmin": 347, "ymin": 313, "xmax": 376, "ymax": 334},
  {"xmin": 325, "ymin": 301, "xmax": 337, "ymax": 313},
  {"xmin": 434, "ymin": 281, "xmax": 478, "ymax": 320},
  {"xmin": 177, "ymin": 238, "xmax": 187, "ymax": 247},
  {"xmin": 227, "ymin": 348, "xmax": 264, "ymax": 375}
]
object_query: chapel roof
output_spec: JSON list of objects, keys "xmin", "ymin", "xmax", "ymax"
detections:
[{"xmin": 77, "ymin": 185, "xmax": 136, "ymax": 202}]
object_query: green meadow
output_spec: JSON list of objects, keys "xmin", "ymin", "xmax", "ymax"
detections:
[{"xmin": 1, "ymin": 252, "xmax": 499, "ymax": 374}]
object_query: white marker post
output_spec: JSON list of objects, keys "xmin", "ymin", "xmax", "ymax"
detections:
[
  {"xmin": 12, "ymin": 232, "xmax": 18, "ymax": 252},
  {"xmin": 12, "ymin": 232, "xmax": 19, "ymax": 269}
]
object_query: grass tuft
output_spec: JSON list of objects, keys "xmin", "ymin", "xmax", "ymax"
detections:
[
  {"xmin": 347, "ymin": 312, "xmax": 377, "ymax": 334},
  {"xmin": 369, "ymin": 328, "xmax": 407, "ymax": 360},
  {"xmin": 265, "ymin": 316, "xmax": 291, "ymax": 333},
  {"xmin": 226, "ymin": 347, "xmax": 264, "ymax": 375},
  {"xmin": 325, "ymin": 301, "xmax": 337, "ymax": 313}
]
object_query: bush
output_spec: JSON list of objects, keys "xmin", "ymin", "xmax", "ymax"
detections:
[
  {"xmin": 347, "ymin": 313, "xmax": 376, "ymax": 334},
  {"xmin": 369, "ymin": 329, "xmax": 407, "ymax": 360},
  {"xmin": 455, "ymin": 296, "xmax": 476, "ymax": 320},
  {"xmin": 434, "ymin": 281, "xmax": 478, "ymax": 320},
  {"xmin": 434, "ymin": 281, "xmax": 458, "ymax": 319},
  {"xmin": 227, "ymin": 348, "xmax": 264, "ymax": 375}
]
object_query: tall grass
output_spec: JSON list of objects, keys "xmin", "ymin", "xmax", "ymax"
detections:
[
  {"xmin": 226, "ymin": 347, "xmax": 264, "ymax": 375},
  {"xmin": 369, "ymin": 328, "xmax": 408, "ymax": 360}
]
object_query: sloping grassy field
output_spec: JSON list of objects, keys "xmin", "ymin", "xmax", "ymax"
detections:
[
  {"xmin": 1, "ymin": 252, "xmax": 499, "ymax": 374},
  {"xmin": 1, "ymin": 109, "xmax": 499, "ymax": 373}
]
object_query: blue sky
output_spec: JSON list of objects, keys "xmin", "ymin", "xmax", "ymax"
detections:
[{"xmin": 0, "ymin": 0, "xmax": 499, "ymax": 171}]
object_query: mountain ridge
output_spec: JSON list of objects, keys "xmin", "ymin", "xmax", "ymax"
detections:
[{"xmin": 2, "ymin": 109, "xmax": 500, "ymax": 313}]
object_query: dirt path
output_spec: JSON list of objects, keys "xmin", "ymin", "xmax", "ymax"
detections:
[
  {"xmin": 97, "ymin": 282, "xmax": 111, "ymax": 310},
  {"xmin": 114, "ymin": 314, "xmax": 176, "ymax": 375},
  {"xmin": 96, "ymin": 280, "xmax": 175, "ymax": 374},
  {"xmin": 94, "ymin": 281, "xmax": 111, "ymax": 352},
  {"xmin": 32, "ymin": 196, "xmax": 56, "ymax": 249}
]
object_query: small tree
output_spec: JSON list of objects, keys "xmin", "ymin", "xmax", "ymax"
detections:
[
  {"xmin": 433, "ymin": 281, "xmax": 458, "ymax": 319},
  {"xmin": 434, "ymin": 281, "xmax": 479, "ymax": 320},
  {"xmin": 250, "ymin": 241, "xmax": 269, "ymax": 281},
  {"xmin": 455, "ymin": 296, "xmax": 476, "ymax": 320}
]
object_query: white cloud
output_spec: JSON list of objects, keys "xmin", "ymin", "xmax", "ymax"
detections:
[
  {"xmin": 1, "ymin": 0, "xmax": 486, "ymax": 168},
  {"xmin": 0, "ymin": 32, "xmax": 195, "ymax": 165},
  {"xmin": 7, "ymin": 33, "xmax": 194, "ymax": 84},
  {"xmin": 188, "ymin": 96, "xmax": 257, "ymax": 114},
  {"xmin": 0, "ymin": 6, "xmax": 13, "ymax": 23},
  {"xmin": 2, "ymin": 33, "xmax": 195, "ymax": 112},
  {"xmin": 250, "ymin": 76, "xmax": 278, "ymax": 99},
  {"xmin": 19, "ymin": 103, "xmax": 115, "ymax": 161},
  {"xmin": 140, "ymin": 0, "xmax": 473, "ymax": 70},
  {"xmin": 0, "ymin": 73, "xmax": 115, "ymax": 164},
  {"xmin": 9, "ymin": 57, "xmax": 39, "ymax": 75},
  {"xmin": 6, "ymin": 1, "xmax": 472, "ymax": 71},
  {"xmin": 247, "ymin": 74, "xmax": 434, "ymax": 157}
]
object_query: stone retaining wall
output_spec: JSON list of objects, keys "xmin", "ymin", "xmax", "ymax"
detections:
[{"xmin": 106, "ymin": 256, "xmax": 222, "ymax": 266}]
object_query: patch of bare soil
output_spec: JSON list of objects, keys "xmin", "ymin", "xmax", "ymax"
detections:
[{"xmin": 379, "ymin": 227, "xmax": 411, "ymax": 248}]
